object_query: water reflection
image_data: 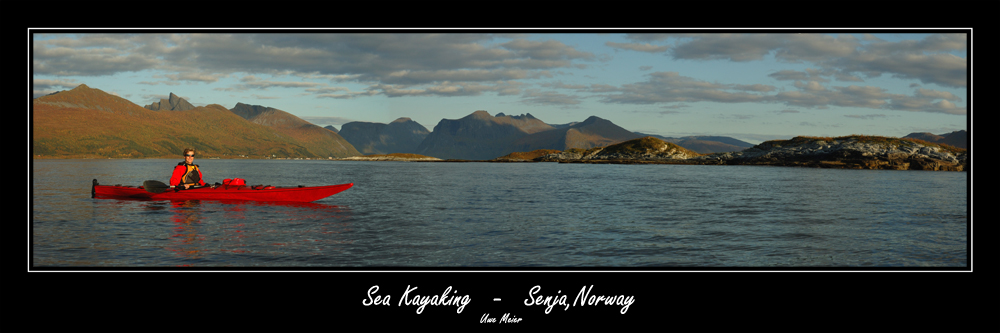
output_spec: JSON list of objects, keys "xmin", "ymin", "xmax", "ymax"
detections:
[
  {"xmin": 166, "ymin": 200, "xmax": 207, "ymax": 263},
  {"xmin": 135, "ymin": 199, "xmax": 355, "ymax": 266}
]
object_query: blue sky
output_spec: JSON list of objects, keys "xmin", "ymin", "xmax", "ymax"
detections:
[{"xmin": 31, "ymin": 29, "xmax": 969, "ymax": 144}]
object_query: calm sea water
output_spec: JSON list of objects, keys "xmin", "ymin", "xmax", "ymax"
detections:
[{"xmin": 30, "ymin": 159, "xmax": 969, "ymax": 268}]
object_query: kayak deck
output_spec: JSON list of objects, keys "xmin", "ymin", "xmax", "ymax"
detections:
[{"xmin": 92, "ymin": 179, "xmax": 353, "ymax": 202}]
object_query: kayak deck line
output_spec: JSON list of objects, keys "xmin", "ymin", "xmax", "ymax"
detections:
[{"xmin": 91, "ymin": 179, "xmax": 353, "ymax": 202}]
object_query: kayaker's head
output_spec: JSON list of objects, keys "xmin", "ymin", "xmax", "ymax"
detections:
[{"xmin": 183, "ymin": 148, "xmax": 196, "ymax": 164}]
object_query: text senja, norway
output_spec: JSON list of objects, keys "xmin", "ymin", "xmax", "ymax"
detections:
[{"xmin": 524, "ymin": 285, "xmax": 635, "ymax": 314}]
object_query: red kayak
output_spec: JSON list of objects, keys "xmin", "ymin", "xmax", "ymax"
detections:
[{"xmin": 91, "ymin": 179, "xmax": 353, "ymax": 202}]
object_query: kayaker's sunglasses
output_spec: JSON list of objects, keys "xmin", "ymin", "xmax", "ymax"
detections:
[{"xmin": 184, "ymin": 154, "xmax": 195, "ymax": 157}]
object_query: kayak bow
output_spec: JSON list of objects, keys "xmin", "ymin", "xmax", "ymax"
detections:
[{"xmin": 92, "ymin": 179, "xmax": 353, "ymax": 202}]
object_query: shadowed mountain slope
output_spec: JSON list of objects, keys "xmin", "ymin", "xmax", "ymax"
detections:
[
  {"xmin": 635, "ymin": 133, "xmax": 755, "ymax": 154},
  {"xmin": 144, "ymin": 92, "xmax": 195, "ymax": 111},
  {"xmin": 229, "ymin": 102, "xmax": 360, "ymax": 157},
  {"xmin": 415, "ymin": 111, "xmax": 555, "ymax": 160},
  {"xmin": 510, "ymin": 116, "xmax": 643, "ymax": 152},
  {"xmin": 338, "ymin": 117, "xmax": 430, "ymax": 154},
  {"xmin": 903, "ymin": 130, "xmax": 967, "ymax": 149}
]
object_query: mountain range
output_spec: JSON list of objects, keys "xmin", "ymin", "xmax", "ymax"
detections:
[{"xmin": 32, "ymin": 84, "xmax": 966, "ymax": 161}]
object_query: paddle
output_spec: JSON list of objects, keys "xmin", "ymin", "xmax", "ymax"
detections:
[{"xmin": 143, "ymin": 180, "xmax": 204, "ymax": 193}]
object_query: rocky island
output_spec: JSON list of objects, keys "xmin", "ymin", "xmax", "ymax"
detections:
[
  {"xmin": 517, "ymin": 135, "xmax": 968, "ymax": 171},
  {"xmin": 702, "ymin": 135, "xmax": 968, "ymax": 171}
]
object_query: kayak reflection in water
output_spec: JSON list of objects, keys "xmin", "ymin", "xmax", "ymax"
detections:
[{"xmin": 170, "ymin": 148, "xmax": 209, "ymax": 189}]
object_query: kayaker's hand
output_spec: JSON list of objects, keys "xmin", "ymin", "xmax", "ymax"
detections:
[{"xmin": 183, "ymin": 184, "xmax": 191, "ymax": 189}]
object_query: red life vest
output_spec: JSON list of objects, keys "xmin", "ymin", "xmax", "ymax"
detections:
[{"xmin": 171, "ymin": 162, "xmax": 205, "ymax": 186}]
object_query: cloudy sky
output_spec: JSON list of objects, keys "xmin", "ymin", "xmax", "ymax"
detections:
[{"xmin": 31, "ymin": 29, "xmax": 969, "ymax": 144}]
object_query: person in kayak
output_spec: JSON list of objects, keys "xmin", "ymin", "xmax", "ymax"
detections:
[{"xmin": 170, "ymin": 148, "xmax": 207, "ymax": 189}]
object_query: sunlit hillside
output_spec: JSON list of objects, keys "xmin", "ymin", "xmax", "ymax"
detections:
[{"xmin": 32, "ymin": 85, "xmax": 361, "ymax": 159}]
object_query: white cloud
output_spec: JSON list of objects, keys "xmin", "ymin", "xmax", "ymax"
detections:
[
  {"xmin": 624, "ymin": 33, "xmax": 967, "ymax": 88},
  {"xmin": 520, "ymin": 89, "xmax": 583, "ymax": 107},
  {"xmin": 599, "ymin": 71, "xmax": 774, "ymax": 105}
]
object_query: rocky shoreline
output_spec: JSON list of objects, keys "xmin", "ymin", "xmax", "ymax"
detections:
[
  {"xmin": 537, "ymin": 136, "xmax": 968, "ymax": 171},
  {"xmin": 331, "ymin": 135, "xmax": 968, "ymax": 171},
  {"xmin": 699, "ymin": 136, "xmax": 967, "ymax": 171}
]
